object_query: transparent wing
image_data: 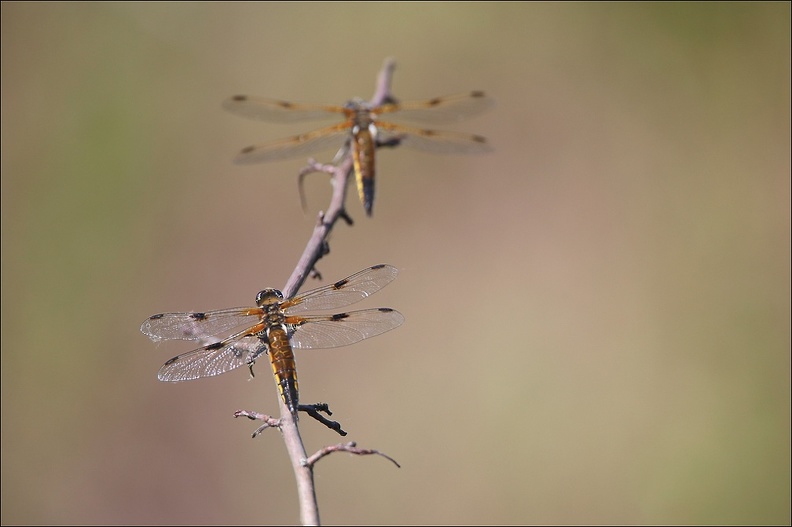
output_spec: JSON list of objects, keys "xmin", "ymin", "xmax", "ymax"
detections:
[
  {"xmin": 232, "ymin": 123, "xmax": 350, "ymax": 164},
  {"xmin": 223, "ymin": 95, "xmax": 346, "ymax": 122},
  {"xmin": 288, "ymin": 308, "xmax": 404, "ymax": 350},
  {"xmin": 157, "ymin": 329, "xmax": 268, "ymax": 382},
  {"xmin": 374, "ymin": 91, "xmax": 494, "ymax": 124},
  {"xmin": 283, "ymin": 264, "xmax": 399, "ymax": 313},
  {"xmin": 377, "ymin": 122, "xmax": 492, "ymax": 154},
  {"xmin": 140, "ymin": 307, "xmax": 262, "ymax": 342}
]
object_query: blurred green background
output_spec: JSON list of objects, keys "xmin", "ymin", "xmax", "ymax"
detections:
[{"xmin": 2, "ymin": 2, "xmax": 789, "ymax": 525}]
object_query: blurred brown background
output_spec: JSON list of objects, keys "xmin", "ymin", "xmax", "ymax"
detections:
[{"xmin": 2, "ymin": 3, "xmax": 789, "ymax": 525}]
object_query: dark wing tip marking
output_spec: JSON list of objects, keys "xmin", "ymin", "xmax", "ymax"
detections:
[
  {"xmin": 206, "ymin": 341, "xmax": 225, "ymax": 350},
  {"xmin": 240, "ymin": 146, "xmax": 255, "ymax": 154},
  {"xmin": 189, "ymin": 312, "xmax": 207, "ymax": 320},
  {"xmin": 164, "ymin": 356, "xmax": 179, "ymax": 366},
  {"xmin": 332, "ymin": 313, "xmax": 351, "ymax": 320},
  {"xmin": 427, "ymin": 91, "xmax": 486, "ymax": 106},
  {"xmin": 149, "ymin": 313, "xmax": 165, "ymax": 320},
  {"xmin": 231, "ymin": 95, "xmax": 247, "ymax": 101},
  {"xmin": 377, "ymin": 307, "xmax": 396, "ymax": 313},
  {"xmin": 333, "ymin": 278, "xmax": 349, "ymax": 290},
  {"xmin": 371, "ymin": 263, "xmax": 387, "ymax": 270}
]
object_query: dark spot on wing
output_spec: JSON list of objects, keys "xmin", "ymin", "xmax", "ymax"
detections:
[
  {"xmin": 164, "ymin": 356, "xmax": 179, "ymax": 366},
  {"xmin": 189, "ymin": 312, "xmax": 207, "ymax": 320},
  {"xmin": 427, "ymin": 97, "xmax": 442, "ymax": 107},
  {"xmin": 241, "ymin": 146, "xmax": 255, "ymax": 154},
  {"xmin": 471, "ymin": 90, "xmax": 486, "ymax": 98},
  {"xmin": 371, "ymin": 264, "xmax": 386, "ymax": 270},
  {"xmin": 278, "ymin": 101, "xmax": 294, "ymax": 109},
  {"xmin": 332, "ymin": 313, "xmax": 350, "ymax": 321},
  {"xmin": 377, "ymin": 308, "xmax": 395, "ymax": 313},
  {"xmin": 333, "ymin": 278, "xmax": 349, "ymax": 289},
  {"xmin": 149, "ymin": 313, "xmax": 164, "ymax": 320},
  {"xmin": 231, "ymin": 95, "xmax": 247, "ymax": 101},
  {"xmin": 206, "ymin": 341, "xmax": 225, "ymax": 350},
  {"xmin": 472, "ymin": 135, "xmax": 487, "ymax": 144}
]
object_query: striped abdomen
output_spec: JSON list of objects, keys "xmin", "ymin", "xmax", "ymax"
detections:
[
  {"xmin": 267, "ymin": 325, "xmax": 299, "ymax": 416},
  {"xmin": 351, "ymin": 123, "xmax": 376, "ymax": 216}
]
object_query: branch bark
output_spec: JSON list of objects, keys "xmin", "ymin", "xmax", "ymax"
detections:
[{"xmin": 267, "ymin": 57, "xmax": 398, "ymax": 527}]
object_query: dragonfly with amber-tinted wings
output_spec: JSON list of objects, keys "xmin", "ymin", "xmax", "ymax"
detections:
[
  {"xmin": 140, "ymin": 264, "xmax": 403, "ymax": 416},
  {"xmin": 223, "ymin": 91, "xmax": 493, "ymax": 215}
]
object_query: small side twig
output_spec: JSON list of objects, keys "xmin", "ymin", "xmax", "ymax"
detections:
[
  {"xmin": 234, "ymin": 409, "xmax": 281, "ymax": 438},
  {"xmin": 234, "ymin": 405, "xmax": 347, "ymax": 437},
  {"xmin": 298, "ymin": 403, "xmax": 347, "ymax": 437},
  {"xmin": 304, "ymin": 442, "xmax": 401, "ymax": 469},
  {"xmin": 298, "ymin": 159, "xmax": 340, "ymax": 214}
]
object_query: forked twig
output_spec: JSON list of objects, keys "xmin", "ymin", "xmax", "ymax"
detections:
[
  {"xmin": 235, "ymin": 404, "xmax": 347, "ymax": 437},
  {"xmin": 233, "ymin": 409, "xmax": 280, "ymax": 438}
]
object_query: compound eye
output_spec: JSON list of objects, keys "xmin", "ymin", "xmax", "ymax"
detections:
[{"xmin": 255, "ymin": 289, "xmax": 284, "ymax": 306}]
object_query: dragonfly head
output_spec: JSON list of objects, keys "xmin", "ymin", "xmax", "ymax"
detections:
[
  {"xmin": 344, "ymin": 97, "xmax": 368, "ymax": 111},
  {"xmin": 256, "ymin": 288, "xmax": 284, "ymax": 307}
]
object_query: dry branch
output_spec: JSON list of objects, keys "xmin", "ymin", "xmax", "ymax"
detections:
[{"xmin": 247, "ymin": 57, "xmax": 400, "ymax": 526}]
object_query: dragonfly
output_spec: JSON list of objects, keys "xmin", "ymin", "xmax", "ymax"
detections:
[
  {"xmin": 223, "ymin": 90, "xmax": 493, "ymax": 215},
  {"xmin": 140, "ymin": 264, "xmax": 404, "ymax": 416}
]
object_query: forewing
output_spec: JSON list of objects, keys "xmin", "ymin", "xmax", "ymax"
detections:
[
  {"xmin": 374, "ymin": 91, "xmax": 494, "ymax": 124},
  {"xmin": 233, "ymin": 123, "xmax": 350, "ymax": 164},
  {"xmin": 289, "ymin": 308, "xmax": 404, "ymax": 350},
  {"xmin": 283, "ymin": 264, "xmax": 399, "ymax": 313},
  {"xmin": 140, "ymin": 307, "xmax": 261, "ymax": 342},
  {"xmin": 157, "ymin": 332, "xmax": 268, "ymax": 382},
  {"xmin": 222, "ymin": 95, "xmax": 346, "ymax": 122}
]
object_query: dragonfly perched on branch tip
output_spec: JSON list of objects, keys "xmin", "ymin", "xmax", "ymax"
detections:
[{"xmin": 223, "ymin": 91, "xmax": 494, "ymax": 215}]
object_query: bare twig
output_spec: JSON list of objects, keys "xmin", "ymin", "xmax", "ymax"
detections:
[
  {"xmin": 233, "ymin": 409, "xmax": 281, "ymax": 438},
  {"xmin": 234, "ymin": 405, "xmax": 346, "ymax": 437},
  {"xmin": 304, "ymin": 442, "xmax": 401, "ymax": 469},
  {"xmin": 298, "ymin": 159, "xmax": 338, "ymax": 213}
]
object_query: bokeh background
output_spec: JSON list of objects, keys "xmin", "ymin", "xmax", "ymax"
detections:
[{"xmin": 2, "ymin": 3, "xmax": 789, "ymax": 525}]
